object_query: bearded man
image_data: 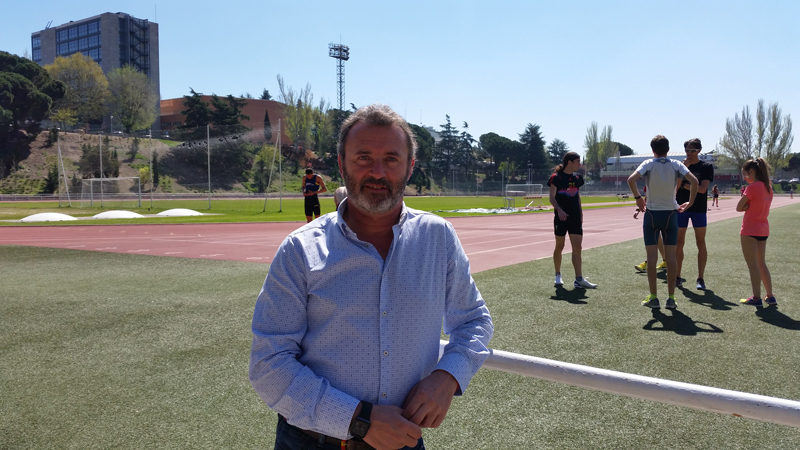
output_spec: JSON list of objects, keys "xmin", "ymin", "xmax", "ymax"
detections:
[{"xmin": 249, "ymin": 104, "xmax": 493, "ymax": 450}]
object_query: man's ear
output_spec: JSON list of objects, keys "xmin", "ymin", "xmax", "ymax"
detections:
[{"xmin": 406, "ymin": 159, "xmax": 416, "ymax": 182}]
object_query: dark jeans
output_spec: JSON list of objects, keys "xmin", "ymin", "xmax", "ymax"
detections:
[{"xmin": 274, "ymin": 416, "xmax": 425, "ymax": 450}]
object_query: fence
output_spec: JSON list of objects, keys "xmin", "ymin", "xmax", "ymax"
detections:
[{"xmin": 438, "ymin": 340, "xmax": 800, "ymax": 428}]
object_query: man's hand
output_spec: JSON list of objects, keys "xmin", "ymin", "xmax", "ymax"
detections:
[
  {"xmin": 678, "ymin": 201, "xmax": 691, "ymax": 213},
  {"xmin": 556, "ymin": 208, "xmax": 569, "ymax": 221},
  {"xmin": 363, "ymin": 405, "xmax": 421, "ymax": 450},
  {"xmin": 402, "ymin": 370, "xmax": 459, "ymax": 428},
  {"xmin": 635, "ymin": 196, "xmax": 646, "ymax": 212}
]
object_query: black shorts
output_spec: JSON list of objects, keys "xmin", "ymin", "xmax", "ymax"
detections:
[
  {"xmin": 554, "ymin": 214, "xmax": 582, "ymax": 237},
  {"xmin": 304, "ymin": 196, "xmax": 320, "ymax": 217}
]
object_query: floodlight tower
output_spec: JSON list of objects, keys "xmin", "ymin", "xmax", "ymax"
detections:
[{"xmin": 328, "ymin": 43, "xmax": 350, "ymax": 129}]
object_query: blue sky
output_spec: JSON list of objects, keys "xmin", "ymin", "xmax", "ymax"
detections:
[{"xmin": 3, "ymin": 0, "xmax": 798, "ymax": 156}]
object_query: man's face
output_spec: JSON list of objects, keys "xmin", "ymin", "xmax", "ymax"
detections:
[
  {"xmin": 339, "ymin": 122, "xmax": 414, "ymax": 215},
  {"xmin": 685, "ymin": 146, "xmax": 700, "ymax": 161}
]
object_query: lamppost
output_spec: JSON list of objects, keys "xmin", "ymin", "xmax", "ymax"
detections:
[
  {"xmin": 527, "ymin": 160, "xmax": 532, "ymax": 185},
  {"xmin": 110, "ymin": 115, "xmax": 113, "ymax": 135}
]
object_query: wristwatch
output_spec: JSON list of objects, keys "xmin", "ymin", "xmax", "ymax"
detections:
[{"xmin": 349, "ymin": 401, "xmax": 372, "ymax": 440}]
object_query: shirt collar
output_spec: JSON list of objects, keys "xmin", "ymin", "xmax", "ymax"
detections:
[{"xmin": 335, "ymin": 198, "xmax": 410, "ymax": 236}]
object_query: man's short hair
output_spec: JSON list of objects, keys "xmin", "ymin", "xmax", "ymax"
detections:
[
  {"xmin": 305, "ymin": 168, "xmax": 313, "ymax": 175},
  {"xmin": 337, "ymin": 104, "xmax": 417, "ymax": 163},
  {"xmin": 650, "ymin": 135, "xmax": 670, "ymax": 157},
  {"xmin": 684, "ymin": 138, "xmax": 702, "ymax": 150}
]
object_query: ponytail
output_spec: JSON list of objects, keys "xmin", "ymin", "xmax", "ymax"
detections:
[
  {"xmin": 553, "ymin": 151, "xmax": 581, "ymax": 174},
  {"xmin": 742, "ymin": 157, "xmax": 772, "ymax": 194}
]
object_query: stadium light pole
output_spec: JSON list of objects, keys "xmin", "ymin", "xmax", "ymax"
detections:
[{"xmin": 207, "ymin": 124, "xmax": 211, "ymax": 209}]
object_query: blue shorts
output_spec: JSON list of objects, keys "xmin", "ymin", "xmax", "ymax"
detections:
[
  {"xmin": 677, "ymin": 211, "xmax": 707, "ymax": 228},
  {"xmin": 643, "ymin": 210, "xmax": 678, "ymax": 246}
]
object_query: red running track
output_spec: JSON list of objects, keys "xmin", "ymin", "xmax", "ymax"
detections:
[{"xmin": 1, "ymin": 197, "xmax": 795, "ymax": 273}]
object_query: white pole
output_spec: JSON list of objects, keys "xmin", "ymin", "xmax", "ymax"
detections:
[
  {"xmin": 149, "ymin": 129, "xmax": 153, "ymax": 209},
  {"xmin": 99, "ymin": 134, "xmax": 104, "ymax": 207},
  {"xmin": 207, "ymin": 124, "xmax": 211, "ymax": 209},
  {"xmin": 439, "ymin": 340, "xmax": 800, "ymax": 428},
  {"xmin": 57, "ymin": 138, "xmax": 72, "ymax": 207},
  {"xmin": 278, "ymin": 119, "xmax": 282, "ymax": 212}
]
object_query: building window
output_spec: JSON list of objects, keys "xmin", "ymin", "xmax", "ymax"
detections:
[
  {"xmin": 32, "ymin": 36, "xmax": 41, "ymax": 49},
  {"xmin": 32, "ymin": 49, "xmax": 41, "ymax": 61},
  {"xmin": 87, "ymin": 21, "xmax": 98, "ymax": 34},
  {"xmin": 57, "ymin": 29, "xmax": 68, "ymax": 42},
  {"xmin": 57, "ymin": 43, "xmax": 68, "ymax": 55},
  {"xmin": 78, "ymin": 24, "xmax": 88, "ymax": 36},
  {"xmin": 68, "ymin": 27, "xmax": 78, "ymax": 40},
  {"xmin": 89, "ymin": 35, "xmax": 99, "ymax": 47},
  {"xmin": 68, "ymin": 41, "xmax": 78, "ymax": 53},
  {"xmin": 79, "ymin": 38, "xmax": 88, "ymax": 50}
]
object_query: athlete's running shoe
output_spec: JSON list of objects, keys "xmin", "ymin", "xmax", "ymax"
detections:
[
  {"xmin": 555, "ymin": 273, "xmax": 563, "ymax": 286},
  {"xmin": 765, "ymin": 296, "xmax": 778, "ymax": 306},
  {"xmin": 642, "ymin": 296, "xmax": 660, "ymax": 309},
  {"xmin": 696, "ymin": 278, "xmax": 706, "ymax": 290},
  {"xmin": 740, "ymin": 296, "xmax": 763, "ymax": 306},
  {"xmin": 676, "ymin": 277, "xmax": 686, "ymax": 287},
  {"xmin": 656, "ymin": 261, "xmax": 667, "ymax": 271},
  {"xmin": 665, "ymin": 297, "xmax": 677, "ymax": 309},
  {"xmin": 634, "ymin": 262, "xmax": 647, "ymax": 273},
  {"xmin": 574, "ymin": 278, "xmax": 598, "ymax": 289}
]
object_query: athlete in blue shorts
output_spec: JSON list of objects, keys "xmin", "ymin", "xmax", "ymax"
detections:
[
  {"xmin": 628, "ymin": 135, "xmax": 698, "ymax": 310},
  {"xmin": 676, "ymin": 138, "xmax": 714, "ymax": 290}
]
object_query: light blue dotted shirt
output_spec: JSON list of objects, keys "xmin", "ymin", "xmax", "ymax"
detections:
[{"xmin": 249, "ymin": 199, "xmax": 494, "ymax": 440}]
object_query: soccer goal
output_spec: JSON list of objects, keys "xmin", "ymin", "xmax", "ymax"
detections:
[
  {"xmin": 504, "ymin": 184, "xmax": 545, "ymax": 209},
  {"xmin": 80, "ymin": 177, "xmax": 142, "ymax": 208}
]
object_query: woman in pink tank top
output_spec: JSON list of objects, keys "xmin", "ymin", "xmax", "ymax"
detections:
[{"xmin": 736, "ymin": 158, "xmax": 776, "ymax": 307}]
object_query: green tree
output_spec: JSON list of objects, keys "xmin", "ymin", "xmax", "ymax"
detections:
[
  {"xmin": 178, "ymin": 88, "xmax": 212, "ymax": 138},
  {"xmin": 598, "ymin": 125, "xmax": 617, "ymax": 168},
  {"xmin": 42, "ymin": 158, "xmax": 59, "ymax": 193},
  {"xmin": 456, "ymin": 122, "xmax": 478, "ymax": 179},
  {"xmin": 260, "ymin": 89, "xmax": 272, "ymax": 100},
  {"xmin": 717, "ymin": 100, "xmax": 794, "ymax": 171},
  {"xmin": 518, "ymin": 123, "xmax": 549, "ymax": 178},
  {"xmin": 434, "ymin": 115, "xmax": 460, "ymax": 174},
  {"xmin": 1, "ymin": 51, "xmax": 66, "ymax": 173},
  {"xmin": 615, "ymin": 142, "xmax": 634, "ymax": 156},
  {"xmin": 138, "ymin": 166, "xmax": 151, "ymax": 185},
  {"xmin": 128, "ymin": 137, "xmax": 140, "ymax": 160},
  {"xmin": 78, "ymin": 143, "xmax": 120, "ymax": 178},
  {"xmin": 547, "ymin": 138, "xmax": 569, "ymax": 165},
  {"xmin": 210, "ymin": 94, "xmax": 250, "ymax": 136},
  {"xmin": 409, "ymin": 123, "xmax": 434, "ymax": 169},
  {"xmin": 251, "ymin": 144, "xmax": 277, "ymax": 192},
  {"xmin": 277, "ymin": 75, "xmax": 314, "ymax": 152},
  {"xmin": 50, "ymin": 108, "xmax": 77, "ymax": 129},
  {"xmin": 107, "ymin": 66, "xmax": 158, "ymax": 133},
  {"xmin": 45, "ymin": 53, "xmax": 109, "ymax": 128},
  {"xmin": 583, "ymin": 122, "xmax": 600, "ymax": 172}
]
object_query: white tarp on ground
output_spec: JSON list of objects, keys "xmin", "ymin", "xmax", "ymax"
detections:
[
  {"xmin": 157, "ymin": 208, "xmax": 203, "ymax": 217},
  {"xmin": 93, "ymin": 210, "xmax": 145, "ymax": 219},
  {"xmin": 20, "ymin": 212, "xmax": 78, "ymax": 222},
  {"xmin": 441, "ymin": 208, "xmax": 519, "ymax": 214}
]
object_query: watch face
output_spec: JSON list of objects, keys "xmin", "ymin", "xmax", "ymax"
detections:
[{"xmin": 350, "ymin": 418, "xmax": 370, "ymax": 438}]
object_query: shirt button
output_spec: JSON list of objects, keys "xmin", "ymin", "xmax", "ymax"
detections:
[
  {"xmin": 383, "ymin": 351, "xmax": 388, "ymax": 356},
  {"xmin": 382, "ymin": 393, "xmax": 387, "ymax": 398},
  {"xmin": 382, "ymin": 311, "xmax": 387, "ymax": 316}
]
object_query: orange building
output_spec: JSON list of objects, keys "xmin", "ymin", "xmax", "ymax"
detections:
[{"xmin": 159, "ymin": 96, "xmax": 288, "ymax": 144}]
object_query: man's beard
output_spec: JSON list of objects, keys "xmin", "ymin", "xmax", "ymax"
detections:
[{"xmin": 342, "ymin": 165, "xmax": 408, "ymax": 215}]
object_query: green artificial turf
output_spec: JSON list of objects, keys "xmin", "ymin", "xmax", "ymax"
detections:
[
  {"xmin": 0, "ymin": 196, "xmax": 630, "ymax": 225},
  {"xmin": 2, "ymin": 204, "xmax": 798, "ymax": 448}
]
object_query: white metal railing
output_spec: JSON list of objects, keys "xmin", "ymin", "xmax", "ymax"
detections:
[{"xmin": 439, "ymin": 340, "xmax": 800, "ymax": 428}]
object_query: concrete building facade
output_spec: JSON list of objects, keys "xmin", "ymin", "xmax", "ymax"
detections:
[{"xmin": 31, "ymin": 12, "xmax": 160, "ymax": 130}]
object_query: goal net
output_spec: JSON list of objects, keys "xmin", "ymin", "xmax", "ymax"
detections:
[
  {"xmin": 80, "ymin": 177, "xmax": 142, "ymax": 208},
  {"xmin": 504, "ymin": 184, "xmax": 545, "ymax": 209}
]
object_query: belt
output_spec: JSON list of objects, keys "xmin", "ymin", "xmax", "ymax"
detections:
[{"xmin": 280, "ymin": 416, "xmax": 375, "ymax": 450}]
